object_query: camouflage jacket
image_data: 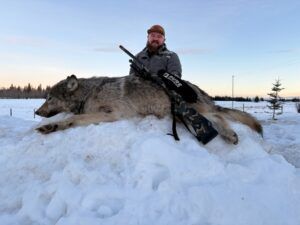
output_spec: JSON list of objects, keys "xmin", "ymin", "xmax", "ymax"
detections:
[{"xmin": 129, "ymin": 44, "xmax": 182, "ymax": 78}]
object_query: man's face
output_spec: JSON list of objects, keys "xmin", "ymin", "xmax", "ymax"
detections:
[{"xmin": 147, "ymin": 32, "xmax": 165, "ymax": 49}]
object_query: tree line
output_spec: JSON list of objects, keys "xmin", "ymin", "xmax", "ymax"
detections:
[
  {"xmin": 213, "ymin": 96, "xmax": 257, "ymax": 102},
  {"xmin": 0, "ymin": 83, "xmax": 299, "ymax": 102},
  {"xmin": 213, "ymin": 95, "xmax": 299, "ymax": 102},
  {"xmin": 0, "ymin": 84, "xmax": 50, "ymax": 99}
]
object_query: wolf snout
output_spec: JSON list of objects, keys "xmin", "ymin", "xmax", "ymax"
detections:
[
  {"xmin": 35, "ymin": 107, "xmax": 45, "ymax": 116},
  {"xmin": 35, "ymin": 108, "xmax": 42, "ymax": 116},
  {"xmin": 35, "ymin": 108, "xmax": 59, "ymax": 118},
  {"xmin": 35, "ymin": 101, "xmax": 53, "ymax": 117},
  {"xmin": 35, "ymin": 108, "xmax": 49, "ymax": 117}
]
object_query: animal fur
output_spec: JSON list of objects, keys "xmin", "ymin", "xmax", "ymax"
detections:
[{"xmin": 36, "ymin": 75, "xmax": 262, "ymax": 144}]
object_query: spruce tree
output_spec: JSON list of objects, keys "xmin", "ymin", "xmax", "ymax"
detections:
[{"xmin": 267, "ymin": 79, "xmax": 284, "ymax": 120}]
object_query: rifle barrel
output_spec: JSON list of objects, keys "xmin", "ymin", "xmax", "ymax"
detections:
[
  {"xmin": 119, "ymin": 45, "xmax": 136, "ymax": 59},
  {"xmin": 119, "ymin": 45, "xmax": 149, "ymax": 73}
]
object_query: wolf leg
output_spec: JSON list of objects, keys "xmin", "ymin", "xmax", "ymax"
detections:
[
  {"xmin": 204, "ymin": 113, "xmax": 238, "ymax": 144},
  {"xmin": 36, "ymin": 112, "xmax": 121, "ymax": 134}
]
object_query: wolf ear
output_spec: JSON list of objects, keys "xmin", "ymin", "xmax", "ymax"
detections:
[{"xmin": 66, "ymin": 74, "xmax": 78, "ymax": 92}]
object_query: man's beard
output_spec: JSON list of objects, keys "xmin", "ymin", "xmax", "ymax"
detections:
[{"xmin": 147, "ymin": 41, "xmax": 162, "ymax": 54}]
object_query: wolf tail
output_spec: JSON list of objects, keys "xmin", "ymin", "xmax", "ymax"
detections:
[{"xmin": 216, "ymin": 106, "xmax": 263, "ymax": 136}]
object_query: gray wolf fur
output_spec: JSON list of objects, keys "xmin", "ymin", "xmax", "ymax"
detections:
[{"xmin": 36, "ymin": 75, "xmax": 262, "ymax": 144}]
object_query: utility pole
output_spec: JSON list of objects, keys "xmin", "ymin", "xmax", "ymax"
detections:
[{"xmin": 232, "ymin": 75, "xmax": 234, "ymax": 109}]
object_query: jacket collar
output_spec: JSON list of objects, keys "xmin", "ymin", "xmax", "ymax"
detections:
[{"xmin": 143, "ymin": 43, "xmax": 168, "ymax": 56}]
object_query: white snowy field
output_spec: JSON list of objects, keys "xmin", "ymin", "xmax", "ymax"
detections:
[{"xmin": 1, "ymin": 99, "xmax": 300, "ymax": 225}]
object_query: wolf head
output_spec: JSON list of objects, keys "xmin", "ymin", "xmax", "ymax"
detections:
[{"xmin": 35, "ymin": 75, "xmax": 81, "ymax": 117}]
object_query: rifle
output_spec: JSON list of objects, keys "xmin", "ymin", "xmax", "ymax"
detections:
[
  {"xmin": 119, "ymin": 45, "xmax": 150, "ymax": 78},
  {"xmin": 119, "ymin": 45, "xmax": 218, "ymax": 144},
  {"xmin": 120, "ymin": 45, "xmax": 198, "ymax": 103}
]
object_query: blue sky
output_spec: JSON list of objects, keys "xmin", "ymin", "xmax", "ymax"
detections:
[{"xmin": 0, "ymin": 0, "xmax": 299, "ymax": 97}]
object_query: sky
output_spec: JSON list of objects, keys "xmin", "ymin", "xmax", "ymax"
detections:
[{"xmin": 0, "ymin": 0, "xmax": 299, "ymax": 97}]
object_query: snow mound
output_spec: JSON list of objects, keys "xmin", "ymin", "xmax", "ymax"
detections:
[{"xmin": 1, "ymin": 116, "xmax": 300, "ymax": 225}]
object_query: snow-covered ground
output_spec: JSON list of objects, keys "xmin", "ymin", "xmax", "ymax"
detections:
[{"xmin": 1, "ymin": 99, "xmax": 300, "ymax": 225}]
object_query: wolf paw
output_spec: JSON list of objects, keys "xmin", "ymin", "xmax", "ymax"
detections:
[
  {"xmin": 223, "ymin": 130, "xmax": 239, "ymax": 145},
  {"xmin": 36, "ymin": 123, "xmax": 58, "ymax": 134}
]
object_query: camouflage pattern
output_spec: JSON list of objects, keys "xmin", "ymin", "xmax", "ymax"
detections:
[
  {"xmin": 142, "ymin": 71, "xmax": 218, "ymax": 144},
  {"xmin": 170, "ymin": 92, "xmax": 218, "ymax": 144}
]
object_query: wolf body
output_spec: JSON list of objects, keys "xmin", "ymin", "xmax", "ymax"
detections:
[{"xmin": 36, "ymin": 75, "xmax": 262, "ymax": 144}]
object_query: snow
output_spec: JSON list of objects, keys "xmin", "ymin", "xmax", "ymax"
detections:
[{"xmin": 1, "ymin": 99, "xmax": 300, "ymax": 225}]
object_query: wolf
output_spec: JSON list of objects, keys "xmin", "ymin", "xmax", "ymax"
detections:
[{"xmin": 35, "ymin": 74, "xmax": 262, "ymax": 144}]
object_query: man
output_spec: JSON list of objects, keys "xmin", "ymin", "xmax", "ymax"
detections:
[
  {"xmin": 130, "ymin": 24, "xmax": 182, "ymax": 78},
  {"xmin": 126, "ymin": 25, "xmax": 219, "ymax": 144}
]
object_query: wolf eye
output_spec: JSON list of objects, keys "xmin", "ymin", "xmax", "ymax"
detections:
[{"xmin": 47, "ymin": 96, "xmax": 53, "ymax": 101}]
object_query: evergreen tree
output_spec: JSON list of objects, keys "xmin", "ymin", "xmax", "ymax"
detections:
[
  {"xmin": 24, "ymin": 83, "xmax": 32, "ymax": 93},
  {"xmin": 267, "ymin": 79, "xmax": 284, "ymax": 120},
  {"xmin": 254, "ymin": 96, "xmax": 260, "ymax": 102},
  {"xmin": 0, "ymin": 83, "xmax": 48, "ymax": 99},
  {"xmin": 37, "ymin": 84, "xmax": 42, "ymax": 92}
]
